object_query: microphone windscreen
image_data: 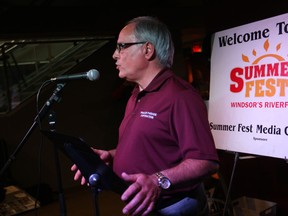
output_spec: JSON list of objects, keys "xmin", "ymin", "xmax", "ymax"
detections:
[{"xmin": 87, "ymin": 69, "xmax": 100, "ymax": 81}]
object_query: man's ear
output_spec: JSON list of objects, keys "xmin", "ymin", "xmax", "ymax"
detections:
[{"xmin": 145, "ymin": 43, "xmax": 154, "ymax": 59}]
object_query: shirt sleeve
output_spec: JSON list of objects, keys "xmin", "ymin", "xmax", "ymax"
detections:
[{"xmin": 170, "ymin": 89, "xmax": 219, "ymax": 161}]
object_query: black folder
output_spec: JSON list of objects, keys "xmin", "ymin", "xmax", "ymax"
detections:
[{"xmin": 41, "ymin": 130, "xmax": 127, "ymax": 195}]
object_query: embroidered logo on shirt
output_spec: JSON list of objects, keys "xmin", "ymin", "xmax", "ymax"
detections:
[{"xmin": 140, "ymin": 111, "xmax": 157, "ymax": 119}]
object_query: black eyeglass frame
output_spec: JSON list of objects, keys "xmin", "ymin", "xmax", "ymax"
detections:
[{"xmin": 116, "ymin": 42, "xmax": 147, "ymax": 53}]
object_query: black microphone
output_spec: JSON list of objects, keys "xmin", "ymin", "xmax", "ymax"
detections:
[{"xmin": 50, "ymin": 69, "xmax": 100, "ymax": 82}]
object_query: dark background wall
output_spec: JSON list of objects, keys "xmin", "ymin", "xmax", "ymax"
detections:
[{"xmin": 0, "ymin": 41, "xmax": 124, "ymax": 189}]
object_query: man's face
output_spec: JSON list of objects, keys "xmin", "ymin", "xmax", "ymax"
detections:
[{"xmin": 112, "ymin": 23, "xmax": 148, "ymax": 83}]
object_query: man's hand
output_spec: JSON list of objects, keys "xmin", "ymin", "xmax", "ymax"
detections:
[
  {"xmin": 121, "ymin": 172, "xmax": 161, "ymax": 216},
  {"xmin": 71, "ymin": 164, "xmax": 87, "ymax": 185},
  {"xmin": 70, "ymin": 148, "xmax": 114, "ymax": 185}
]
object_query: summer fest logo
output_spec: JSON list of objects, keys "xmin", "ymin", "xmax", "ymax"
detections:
[{"xmin": 229, "ymin": 39, "xmax": 288, "ymax": 108}]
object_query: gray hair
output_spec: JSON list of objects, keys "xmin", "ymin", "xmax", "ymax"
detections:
[{"xmin": 127, "ymin": 16, "xmax": 174, "ymax": 68}]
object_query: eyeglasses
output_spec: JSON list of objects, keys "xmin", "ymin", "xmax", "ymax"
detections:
[{"xmin": 116, "ymin": 42, "xmax": 146, "ymax": 53}]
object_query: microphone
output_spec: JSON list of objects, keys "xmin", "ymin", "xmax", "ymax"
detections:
[{"xmin": 50, "ymin": 69, "xmax": 100, "ymax": 82}]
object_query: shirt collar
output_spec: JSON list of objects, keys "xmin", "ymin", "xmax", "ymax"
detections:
[{"xmin": 132, "ymin": 68, "xmax": 173, "ymax": 95}]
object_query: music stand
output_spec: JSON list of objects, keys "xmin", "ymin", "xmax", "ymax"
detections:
[{"xmin": 41, "ymin": 130, "xmax": 128, "ymax": 216}]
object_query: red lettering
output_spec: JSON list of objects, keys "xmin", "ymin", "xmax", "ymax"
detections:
[{"xmin": 230, "ymin": 67, "xmax": 244, "ymax": 92}]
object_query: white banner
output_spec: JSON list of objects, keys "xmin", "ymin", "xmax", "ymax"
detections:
[{"xmin": 209, "ymin": 13, "xmax": 288, "ymax": 159}]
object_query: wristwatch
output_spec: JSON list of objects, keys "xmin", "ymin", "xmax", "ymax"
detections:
[{"xmin": 155, "ymin": 172, "xmax": 171, "ymax": 189}]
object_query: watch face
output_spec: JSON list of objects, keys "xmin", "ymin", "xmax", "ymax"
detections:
[
  {"xmin": 156, "ymin": 172, "xmax": 171, "ymax": 189},
  {"xmin": 160, "ymin": 177, "xmax": 171, "ymax": 189}
]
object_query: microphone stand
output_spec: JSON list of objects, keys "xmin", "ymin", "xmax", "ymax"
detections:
[
  {"xmin": 0, "ymin": 82, "xmax": 67, "ymax": 215},
  {"xmin": 48, "ymin": 110, "xmax": 67, "ymax": 216},
  {"xmin": 89, "ymin": 174, "xmax": 101, "ymax": 216}
]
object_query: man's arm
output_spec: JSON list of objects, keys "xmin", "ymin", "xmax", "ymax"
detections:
[{"xmin": 152, "ymin": 158, "xmax": 219, "ymax": 192}]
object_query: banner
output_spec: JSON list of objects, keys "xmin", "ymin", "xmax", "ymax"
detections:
[{"xmin": 209, "ymin": 13, "xmax": 288, "ymax": 159}]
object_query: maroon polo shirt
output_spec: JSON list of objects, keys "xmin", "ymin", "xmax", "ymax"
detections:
[{"xmin": 113, "ymin": 68, "xmax": 218, "ymax": 178}]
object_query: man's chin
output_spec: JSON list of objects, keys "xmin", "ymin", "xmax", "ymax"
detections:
[{"xmin": 118, "ymin": 73, "xmax": 126, "ymax": 79}]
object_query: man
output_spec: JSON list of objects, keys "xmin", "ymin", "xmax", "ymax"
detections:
[{"xmin": 72, "ymin": 16, "xmax": 219, "ymax": 216}]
